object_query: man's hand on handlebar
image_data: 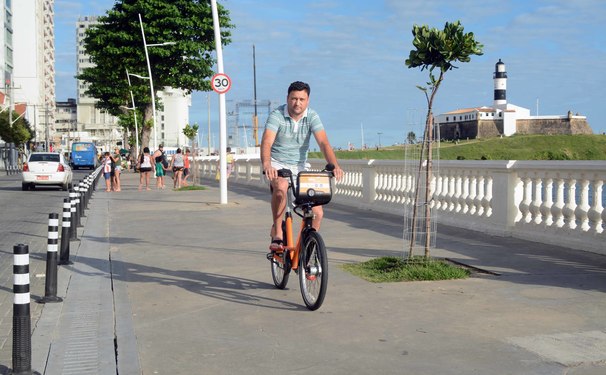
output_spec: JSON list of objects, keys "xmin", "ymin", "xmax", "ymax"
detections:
[
  {"xmin": 263, "ymin": 165, "xmax": 278, "ymax": 181},
  {"xmin": 324, "ymin": 163, "xmax": 344, "ymax": 181},
  {"xmin": 332, "ymin": 166, "xmax": 344, "ymax": 181}
]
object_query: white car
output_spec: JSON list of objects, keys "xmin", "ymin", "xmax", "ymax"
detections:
[{"xmin": 22, "ymin": 152, "xmax": 73, "ymax": 191}]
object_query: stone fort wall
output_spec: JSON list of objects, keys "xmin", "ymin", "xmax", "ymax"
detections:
[
  {"xmin": 439, "ymin": 116, "xmax": 593, "ymax": 140},
  {"xmin": 516, "ymin": 117, "xmax": 593, "ymax": 135}
]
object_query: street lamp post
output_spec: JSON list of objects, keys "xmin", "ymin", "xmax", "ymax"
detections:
[
  {"xmin": 377, "ymin": 132, "xmax": 383, "ymax": 148},
  {"xmin": 125, "ymin": 69, "xmax": 140, "ymax": 157},
  {"xmin": 138, "ymin": 13, "xmax": 176, "ymax": 151}
]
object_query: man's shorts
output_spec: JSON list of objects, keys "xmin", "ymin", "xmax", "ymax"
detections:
[
  {"xmin": 268, "ymin": 159, "xmax": 310, "ymax": 190},
  {"xmin": 270, "ymin": 159, "xmax": 308, "ymax": 177},
  {"xmin": 155, "ymin": 163, "xmax": 165, "ymax": 177}
]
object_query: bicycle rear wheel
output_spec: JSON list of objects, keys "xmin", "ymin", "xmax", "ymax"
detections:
[
  {"xmin": 299, "ymin": 230, "xmax": 328, "ymax": 310},
  {"xmin": 270, "ymin": 221, "xmax": 291, "ymax": 289}
]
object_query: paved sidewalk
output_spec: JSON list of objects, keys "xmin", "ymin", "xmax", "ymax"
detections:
[{"xmin": 22, "ymin": 171, "xmax": 606, "ymax": 374}]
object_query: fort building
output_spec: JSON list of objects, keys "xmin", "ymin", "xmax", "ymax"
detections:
[{"xmin": 435, "ymin": 59, "xmax": 593, "ymax": 140}]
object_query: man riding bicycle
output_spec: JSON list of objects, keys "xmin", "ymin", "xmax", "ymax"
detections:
[{"xmin": 261, "ymin": 81, "xmax": 344, "ymax": 251}]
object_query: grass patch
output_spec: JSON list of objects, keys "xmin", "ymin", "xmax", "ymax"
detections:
[
  {"xmin": 341, "ymin": 256, "xmax": 470, "ymax": 283},
  {"xmin": 310, "ymin": 134, "xmax": 606, "ymax": 160},
  {"xmin": 175, "ymin": 185, "xmax": 206, "ymax": 191}
]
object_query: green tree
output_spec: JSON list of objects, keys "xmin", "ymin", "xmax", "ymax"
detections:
[
  {"xmin": 77, "ymin": 0, "xmax": 233, "ymax": 148},
  {"xmin": 117, "ymin": 110, "xmax": 143, "ymax": 155},
  {"xmin": 405, "ymin": 20, "xmax": 483, "ymax": 258},
  {"xmin": 182, "ymin": 123, "xmax": 199, "ymax": 144},
  {"xmin": 0, "ymin": 110, "xmax": 33, "ymax": 146},
  {"xmin": 406, "ymin": 131, "xmax": 417, "ymax": 144},
  {"xmin": 182, "ymin": 123, "xmax": 199, "ymax": 184}
]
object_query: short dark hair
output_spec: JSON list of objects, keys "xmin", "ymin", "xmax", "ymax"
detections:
[
  {"xmin": 143, "ymin": 147, "xmax": 150, "ymax": 153},
  {"xmin": 288, "ymin": 81, "xmax": 310, "ymax": 96}
]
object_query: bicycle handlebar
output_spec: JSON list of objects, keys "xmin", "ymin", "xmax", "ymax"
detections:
[{"xmin": 275, "ymin": 164, "xmax": 334, "ymax": 179}]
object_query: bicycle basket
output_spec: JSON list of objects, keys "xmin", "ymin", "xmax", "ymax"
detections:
[{"xmin": 295, "ymin": 171, "xmax": 333, "ymax": 205}]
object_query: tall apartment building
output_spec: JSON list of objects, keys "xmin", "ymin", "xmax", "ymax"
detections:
[
  {"xmin": 12, "ymin": 0, "xmax": 56, "ymax": 149},
  {"xmin": 55, "ymin": 98, "xmax": 77, "ymax": 147},
  {"xmin": 0, "ymin": 0, "xmax": 13, "ymax": 92},
  {"xmin": 76, "ymin": 16, "xmax": 121, "ymax": 151},
  {"xmin": 77, "ymin": 16, "xmax": 191, "ymax": 150}
]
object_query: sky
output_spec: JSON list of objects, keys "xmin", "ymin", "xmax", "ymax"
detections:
[{"xmin": 54, "ymin": 0, "xmax": 606, "ymax": 149}]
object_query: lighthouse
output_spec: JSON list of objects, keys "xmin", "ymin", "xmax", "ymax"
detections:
[{"xmin": 493, "ymin": 59, "xmax": 507, "ymax": 109}]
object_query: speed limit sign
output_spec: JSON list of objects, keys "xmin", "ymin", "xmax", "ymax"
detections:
[{"xmin": 211, "ymin": 73, "xmax": 232, "ymax": 94}]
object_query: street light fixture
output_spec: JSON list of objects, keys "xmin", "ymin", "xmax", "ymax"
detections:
[
  {"xmin": 138, "ymin": 13, "xmax": 176, "ymax": 150},
  {"xmin": 125, "ymin": 68, "xmax": 140, "ymax": 157}
]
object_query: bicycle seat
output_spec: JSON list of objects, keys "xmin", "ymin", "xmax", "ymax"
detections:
[{"xmin": 277, "ymin": 169, "xmax": 292, "ymax": 178}]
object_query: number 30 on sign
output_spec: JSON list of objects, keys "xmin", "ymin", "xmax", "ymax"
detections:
[{"xmin": 211, "ymin": 73, "xmax": 232, "ymax": 94}]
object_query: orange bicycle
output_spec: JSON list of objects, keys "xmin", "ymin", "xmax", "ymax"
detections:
[{"xmin": 266, "ymin": 164, "xmax": 335, "ymax": 310}]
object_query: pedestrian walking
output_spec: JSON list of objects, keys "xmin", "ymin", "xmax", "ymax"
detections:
[
  {"xmin": 169, "ymin": 148, "xmax": 185, "ymax": 189},
  {"xmin": 226, "ymin": 147, "xmax": 235, "ymax": 179},
  {"xmin": 215, "ymin": 147, "xmax": 236, "ymax": 182},
  {"xmin": 182, "ymin": 149, "xmax": 191, "ymax": 186},
  {"xmin": 138, "ymin": 147, "xmax": 154, "ymax": 191},
  {"xmin": 112, "ymin": 147, "xmax": 122, "ymax": 192},
  {"xmin": 153, "ymin": 144, "xmax": 167, "ymax": 189},
  {"xmin": 102, "ymin": 152, "xmax": 113, "ymax": 192}
]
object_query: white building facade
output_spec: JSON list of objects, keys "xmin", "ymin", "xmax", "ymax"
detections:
[
  {"xmin": 157, "ymin": 87, "xmax": 191, "ymax": 148},
  {"xmin": 76, "ymin": 16, "xmax": 121, "ymax": 152},
  {"xmin": 12, "ymin": 0, "xmax": 56, "ymax": 149}
]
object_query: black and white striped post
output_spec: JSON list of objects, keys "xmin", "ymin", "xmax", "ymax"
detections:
[
  {"xmin": 12, "ymin": 243, "xmax": 32, "ymax": 375},
  {"xmin": 74, "ymin": 184, "xmax": 83, "ymax": 228},
  {"xmin": 78, "ymin": 181, "xmax": 86, "ymax": 218},
  {"xmin": 40, "ymin": 213, "xmax": 63, "ymax": 304},
  {"xmin": 59, "ymin": 198, "xmax": 72, "ymax": 265},
  {"xmin": 69, "ymin": 189, "xmax": 78, "ymax": 241},
  {"xmin": 82, "ymin": 177, "xmax": 90, "ymax": 210}
]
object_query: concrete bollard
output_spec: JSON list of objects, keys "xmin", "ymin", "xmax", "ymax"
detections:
[
  {"xmin": 69, "ymin": 189, "xmax": 79, "ymax": 241},
  {"xmin": 12, "ymin": 243, "xmax": 32, "ymax": 375},
  {"xmin": 82, "ymin": 177, "xmax": 90, "ymax": 209},
  {"xmin": 78, "ymin": 181, "xmax": 86, "ymax": 218},
  {"xmin": 59, "ymin": 198, "xmax": 72, "ymax": 265},
  {"xmin": 40, "ymin": 214, "xmax": 63, "ymax": 303},
  {"xmin": 73, "ymin": 184, "xmax": 82, "ymax": 228}
]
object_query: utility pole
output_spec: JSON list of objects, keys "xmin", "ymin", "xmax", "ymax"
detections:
[
  {"xmin": 252, "ymin": 45, "xmax": 259, "ymax": 147},
  {"xmin": 207, "ymin": 93, "xmax": 211, "ymax": 155},
  {"xmin": 45, "ymin": 104, "xmax": 50, "ymax": 151},
  {"xmin": 7, "ymin": 77, "xmax": 12, "ymax": 128}
]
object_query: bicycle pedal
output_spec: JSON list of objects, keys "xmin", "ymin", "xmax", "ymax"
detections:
[{"xmin": 266, "ymin": 252, "xmax": 283, "ymax": 261}]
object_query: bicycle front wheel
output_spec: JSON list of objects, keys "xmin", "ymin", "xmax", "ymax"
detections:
[{"xmin": 298, "ymin": 230, "xmax": 328, "ymax": 310}]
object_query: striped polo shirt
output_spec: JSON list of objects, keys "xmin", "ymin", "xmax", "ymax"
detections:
[{"xmin": 265, "ymin": 104, "xmax": 324, "ymax": 166}]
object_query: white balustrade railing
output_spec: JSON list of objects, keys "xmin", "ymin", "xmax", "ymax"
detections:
[{"xmin": 195, "ymin": 157, "xmax": 606, "ymax": 255}]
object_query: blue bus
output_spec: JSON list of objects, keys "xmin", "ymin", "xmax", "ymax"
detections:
[{"xmin": 71, "ymin": 142, "xmax": 98, "ymax": 170}]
